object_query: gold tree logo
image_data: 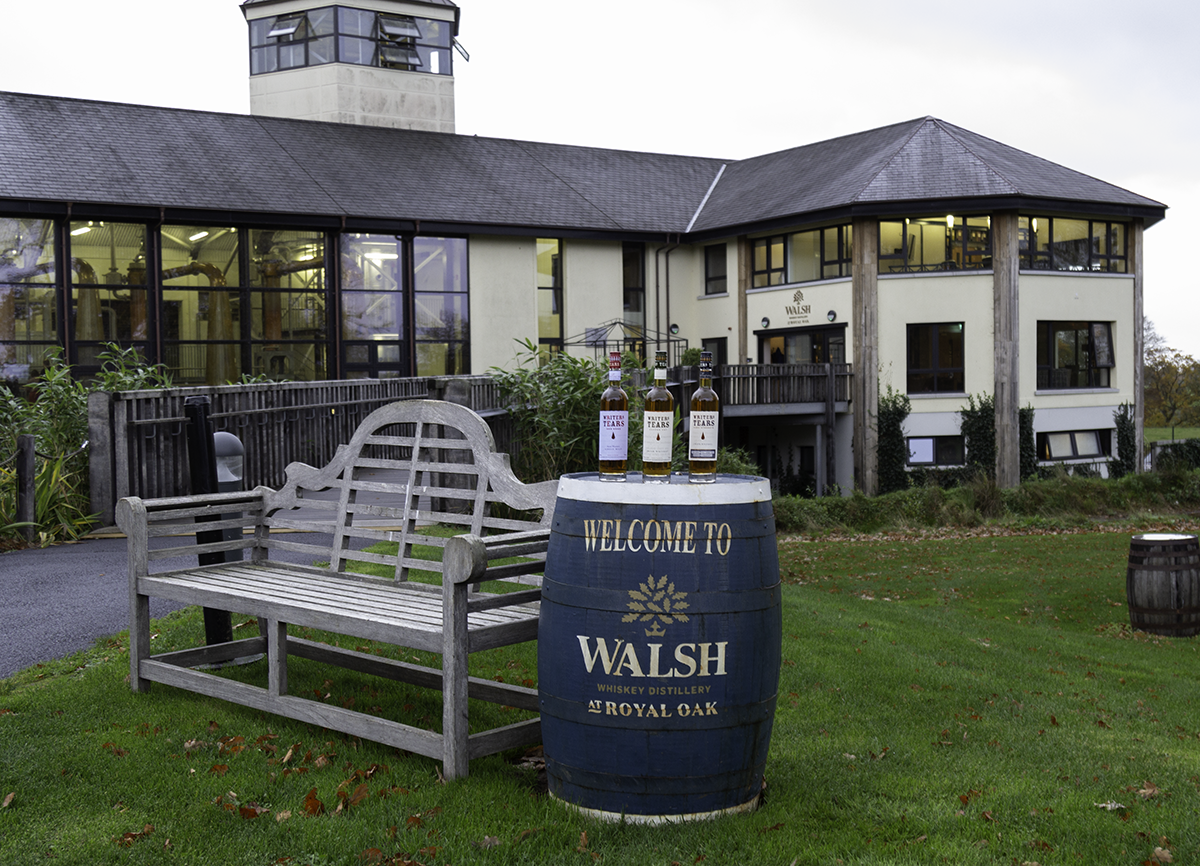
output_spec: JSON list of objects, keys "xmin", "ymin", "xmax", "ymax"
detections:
[{"xmin": 623, "ymin": 575, "xmax": 689, "ymax": 637}]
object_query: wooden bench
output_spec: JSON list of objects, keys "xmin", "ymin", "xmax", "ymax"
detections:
[{"xmin": 116, "ymin": 399, "xmax": 557, "ymax": 780}]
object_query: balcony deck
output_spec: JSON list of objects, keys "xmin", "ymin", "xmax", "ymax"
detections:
[{"xmin": 717, "ymin": 363, "xmax": 852, "ymax": 416}]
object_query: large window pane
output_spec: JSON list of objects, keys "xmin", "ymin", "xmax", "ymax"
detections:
[
  {"xmin": 1036, "ymin": 320, "xmax": 1112, "ymax": 389},
  {"xmin": 1052, "ymin": 219, "xmax": 1090, "ymax": 270},
  {"xmin": 248, "ymin": 229, "xmax": 326, "ymax": 380},
  {"xmin": 537, "ymin": 239, "xmax": 562, "ymax": 351},
  {"xmin": 69, "ymin": 221, "xmax": 149, "ymax": 366},
  {"xmin": 414, "ymin": 237, "xmax": 467, "ymax": 293},
  {"xmin": 1, "ymin": 218, "xmax": 57, "ymax": 381},
  {"xmin": 704, "ymin": 244, "xmax": 727, "ymax": 295},
  {"xmin": 788, "ymin": 231, "xmax": 820, "ymax": 283}
]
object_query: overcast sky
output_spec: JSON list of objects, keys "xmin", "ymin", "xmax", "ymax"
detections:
[{"xmin": 3, "ymin": 0, "xmax": 1196, "ymax": 356}]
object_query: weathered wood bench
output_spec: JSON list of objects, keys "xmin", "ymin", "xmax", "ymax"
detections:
[{"xmin": 116, "ymin": 399, "xmax": 556, "ymax": 779}]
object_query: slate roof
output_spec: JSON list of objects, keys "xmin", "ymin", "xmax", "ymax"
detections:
[
  {"xmin": 0, "ymin": 92, "xmax": 1165, "ymax": 238},
  {"xmin": 692, "ymin": 117, "xmax": 1166, "ymax": 233}
]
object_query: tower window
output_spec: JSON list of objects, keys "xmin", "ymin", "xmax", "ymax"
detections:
[{"xmin": 250, "ymin": 7, "xmax": 452, "ymax": 77}]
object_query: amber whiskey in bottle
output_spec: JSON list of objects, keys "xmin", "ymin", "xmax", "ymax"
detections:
[
  {"xmin": 642, "ymin": 350, "xmax": 674, "ymax": 482},
  {"xmin": 598, "ymin": 351, "xmax": 628, "ymax": 481},
  {"xmin": 688, "ymin": 350, "xmax": 718, "ymax": 483}
]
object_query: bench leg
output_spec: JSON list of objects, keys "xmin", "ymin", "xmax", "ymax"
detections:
[
  {"xmin": 267, "ymin": 620, "xmax": 288, "ymax": 697},
  {"xmin": 442, "ymin": 582, "xmax": 469, "ymax": 780},
  {"xmin": 129, "ymin": 591, "xmax": 151, "ymax": 694}
]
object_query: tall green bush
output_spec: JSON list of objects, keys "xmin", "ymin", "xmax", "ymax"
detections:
[
  {"xmin": 877, "ymin": 386, "xmax": 911, "ymax": 494},
  {"xmin": 959, "ymin": 392, "xmax": 996, "ymax": 478},
  {"xmin": 1019, "ymin": 404, "xmax": 1037, "ymax": 480},
  {"xmin": 1111, "ymin": 401, "xmax": 1137, "ymax": 478}
]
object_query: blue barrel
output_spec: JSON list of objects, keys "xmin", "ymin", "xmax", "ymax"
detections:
[{"xmin": 538, "ymin": 473, "xmax": 781, "ymax": 823}]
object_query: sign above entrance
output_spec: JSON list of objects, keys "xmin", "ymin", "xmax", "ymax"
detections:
[{"xmin": 785, "ymin": 289, "xmax": 812, "ymax": 327}]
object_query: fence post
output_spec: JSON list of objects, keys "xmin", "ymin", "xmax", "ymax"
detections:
[
  {"xmin": 184, "ymin": 396, "xmax": 234, "ymax": 646},
  {"xmin": 17, "ymin": 434, "xmax": 35, "ymax": 544},
  {"xmin": 87, "ymin": 390, "xmax": 116, "ymax": 526}
]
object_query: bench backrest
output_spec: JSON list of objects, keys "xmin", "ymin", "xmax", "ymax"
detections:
[{"xmin": 261, "ymin": 399, "xmax": 556, "ymax": 582}]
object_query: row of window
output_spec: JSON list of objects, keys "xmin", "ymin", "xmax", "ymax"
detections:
[
  {"xmin": 906, "ymin": 320, "xmax": 1114, "ymax": 395},
  {"xmin": 0, "ymin": 217, "xmax": 468, "ymax": 384},
  {"xmin": 249, "ymin": 6, "xmax": 454, "ymax": 77},
  {"xmin": 907, "ymin": 429, "xmax": 1111, "ymax": 466},
  {"xmin": 705, "ymin": 214, "xmax": 1129, "ymax": 290}
]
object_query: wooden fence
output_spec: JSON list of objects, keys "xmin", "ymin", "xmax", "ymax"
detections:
[
  {"xmin": 721, "ymin": 363, "xmax": 852, "ymax": 407},
  {"xmin": 86, "ymin": 377, "xmax": 487, "ymax": 525}
]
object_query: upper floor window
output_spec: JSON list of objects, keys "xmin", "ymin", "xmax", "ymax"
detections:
[
  {"xmin": 537, "ymin": 239, "xmax": 563, "ymax": 354},
  {"xmin": 1036, "ymin": 321, "xmax": 1114, "ymax": 389},
  {"xmin": 704, "ymin": 244, "xmax": 727, "ymax": 295},
  {"xmin": 250, "ymin": 6, "xmax": 453, "ymax": 76},
  {"xmin": 1019, "ymin": 216, "xmax": 1127, "ymax": 273},
  {"xmin": 752, "ymin": 236, "xmax": 786, "ymax": 288},
  {"xmin": 907, "ymin": 323, "xmax": 964, "ymax": 394},
  {"xmin": 879, "ymin": 215, "xmax": 991, "ymax": 274},
  {"xmin": 788, "ymin": 225, "xmax": 852, "ymax": 283}
]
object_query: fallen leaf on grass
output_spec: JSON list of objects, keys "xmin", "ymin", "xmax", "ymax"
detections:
[
  {"xmin": 209, "ymin": 764, "xmax": 229, "ymax": 776},
  {"xmin": 240, "ymin": 804, "xmax": 270, "ymax": 820},
  {"xmin": 577, "ymin": 832, "xmax": 589, "ymax": 852},
  {"xmin": 2, "ymin": 793, "xmax": 13, "ymax": 809},
  {"xmin": 114, "ymin": 824, "xmax": 154, "ymax": 847},
  {"xmin": 303, "ymin": 787, "xmax": 325, "ymax": 816},
  {"xmin": 1152, "ymin": 846, "xmax": 1174, "ymax": 863},
  {"xmin": 759, "ymin": 822, "xmax": 785, "ymax": 833},
  {"xmin": 275, "ymin": 810, "xmax": 292, "ymax": 822},
  {"xmin": 1138, "ymin": 781, "xmax": 1160, "ymax": 799},
  {"xmin": 1094, "ymin": 801, "xmax": 1126, "ymax": 811},
  {"xmin": 514, "ymin": 827, "xmax": 541, "ymax": 843},
  {"xmin": 472, "ymin": 836, "xmax": 501, "ymax": 849}
]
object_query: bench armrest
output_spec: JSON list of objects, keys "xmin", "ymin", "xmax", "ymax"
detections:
[
  {"xmin": 116, "ymin": 488, "xmax": 272, "ymax": 575},
  {"xmin": 443, "ymin": 529, "xmax": 552, "ymax": 586}
]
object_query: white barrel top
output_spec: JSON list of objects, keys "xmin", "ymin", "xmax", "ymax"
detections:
[{"xmin": 556, "ymin": 472, "xmax": 771, "ymax": 506}]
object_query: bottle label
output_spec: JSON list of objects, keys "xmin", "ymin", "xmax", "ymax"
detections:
[
  {"xmin": 609, "ymin": 370, "xmax": 621, "ymax": 381},
  {"xmin": 689, "ymin": 411, "xmax": 718, "ymax": 460},
  {"xmin": 642, "ymin": 411, "xmax": 674, "ymax": 461},
  {"xmin": 599, "ymin": 411, "xmax": 629, "ymax": 460}
]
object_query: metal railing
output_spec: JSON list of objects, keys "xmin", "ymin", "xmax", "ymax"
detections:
[{"xmin": 720, "ymin": 363, "xmax": 852, "ymax": 407}]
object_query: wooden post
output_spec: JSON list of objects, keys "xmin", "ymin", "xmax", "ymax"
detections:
[
  {"xmin": 87, "ymin": 390, "xmax": 116, "ymax": 525},
  {"xmin": 737, "ymin": 236, "xmax": 750, "ymax": 364},
  {"xmin": 824, "ymin": 362, "xmax": 836, "ymax": 495},
  {"xmin": 851, "ymin": 217, "xmax": 879, "ymax": 495},
  {"xmin": 1130, "ymin": 219, "xmax": 1145, "ymax": 473},
  {"xmin": 17, "ymin": 434, "xmax": 35, "ymax": 544},
  {"xmin": 992, "ymin": 212, "xmax": 1021, "ymax": 488}
]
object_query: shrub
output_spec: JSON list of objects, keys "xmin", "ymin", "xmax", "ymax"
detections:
[
  {"xmin": 1111, "ymin": 401, "xmax": 1137, "ymax": 478},
  {"xmin": 877, "ymin": 386, "xmax": 911, "ymax": 494},
  {"xmin": 959, "ymin": 392, "xmax": 996, "ymax": 478}
]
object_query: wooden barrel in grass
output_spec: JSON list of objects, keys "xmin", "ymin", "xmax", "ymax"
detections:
[
  {"xmin": 538, "ymin": 473, "xmax": 781, "ymax": 824},
  {"xmin": 1126, "ymin": 533, "xmax": 1200, "ymax": 637}
]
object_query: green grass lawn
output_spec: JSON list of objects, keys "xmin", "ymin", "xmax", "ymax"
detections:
[{"xmin": 3, "ymin": 529, "xmax": 1200, "ymax": 864}]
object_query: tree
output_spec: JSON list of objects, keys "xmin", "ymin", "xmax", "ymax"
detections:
[{"xmin": 1143, "ymin": 319, "xmax": 1200, "ymax": 428}]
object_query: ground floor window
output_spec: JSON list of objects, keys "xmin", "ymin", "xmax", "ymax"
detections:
[
  {"xmin": 1038, "ymin": 429, "xmax": 1110, "ymax": 460},
  {"xmin": 906, "ymin": 323, "xmax": 964, "ymax": 394},
  {"xmin": 907, "ymin": 435, "xmax": 965, "ymax": 466},
  {"xmin": 759, "ymin": 325, "xmax": 845, "ymax": 365},
  {"xmin": 1036, "ymin": 321, "xmax": 1113, "ymax": 389},
  {"xmin": 1, "ymin": 216, "xmax": 470, "ymax": 385}
]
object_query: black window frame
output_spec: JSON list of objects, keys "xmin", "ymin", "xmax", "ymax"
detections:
[
  {"xmin": 1035, "ymin": 320, "xmax": 1113, "ymax": 390},
  {"xmin": 1036, "ymin": 429, "xmax": 1111, "ymax": 461},
  {"xmin": 878, "ymin": 215, "xmax": 992, "ymax": 274},
  {"xmin": 249, "ymin": 5, "xmax": 453, "ymax": 77},
  {"xmin": 906, "ymin": 435, "xmax": 965, "ymax": 466},
  {"xmin": 1019, "ymin": 216, "xmax": 1127, "ymax": 273},
  {"xmin": 906, "ymin": 322, "xmax": 965, "ymax": 395},
  {"xmin": 704, "ymin": 244, "xmax": 728, "ymax": 296},
  {"xmin": 751, "ymin": 236, "xmax": 787, "ymax": 288}
]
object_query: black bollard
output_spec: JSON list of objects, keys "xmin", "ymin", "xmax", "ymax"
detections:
[{"xmin": 183, "ymin": 396, "xmax": 233, "ymax": 646}]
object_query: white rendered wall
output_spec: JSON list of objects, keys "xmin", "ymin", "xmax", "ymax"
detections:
[
  {"xmin": 1019, "ymin": 272, "xmax": 1135, "ymax": 430},
  {"xmin": 250, "ymin": 65, "xmax": 455, "ymax": 132},
  {"xmin": 468, "ymin": 235, "xmax": 538, "ymax": 371},
  {"xmin": 746, "ymin": 278, "xmax": 854, "ymax": 363}
]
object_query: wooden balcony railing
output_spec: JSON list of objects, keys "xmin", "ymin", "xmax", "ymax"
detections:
[{"xmin": 719, "ymin": 363, "xmax": 852, "ymax": 408}]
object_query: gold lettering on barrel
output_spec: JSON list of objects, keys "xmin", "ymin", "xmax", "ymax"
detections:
[
  {"xmin": 582, "ymin": 519, "xmax": 732, "ymax": 555},
  {"xmin": 576, "ymin": 636, "xmax": 728, "ymax": 679}
]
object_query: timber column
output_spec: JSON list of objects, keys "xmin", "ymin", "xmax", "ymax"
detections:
[
  {"xmin": 1130, "ymin": 219, "xmax": 1145, "ymax": 471},
  {"xmin": 993, "ymin": 211, "xmax": 1020, "ymax": 488},
  {"xmin": 851, "ymin": 217, "xmax": 878, "ymax": 495}
]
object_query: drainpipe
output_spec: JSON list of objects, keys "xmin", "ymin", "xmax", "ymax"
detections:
[{"xmin": 655, "ymin": 239, "xmax": 680, "ymax": 359}]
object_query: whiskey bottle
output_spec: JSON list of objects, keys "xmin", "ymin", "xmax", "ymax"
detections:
[
  {"xmin": 642, "ymin": 350, "xmax": 674, "ymax": 482},
  {"xmin": 688, "ymin": 350, "xmax": 718, "ymax": 483},
  {"xmin": 598, "ymin": 351, "xmax": 628, "ymax": 481}
]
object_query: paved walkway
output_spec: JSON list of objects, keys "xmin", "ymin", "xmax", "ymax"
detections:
[{"xmin": 0, "ymin": 529, "xmax": 335, "ymax": 680}]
